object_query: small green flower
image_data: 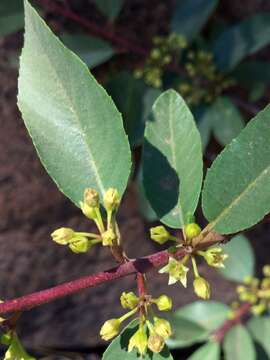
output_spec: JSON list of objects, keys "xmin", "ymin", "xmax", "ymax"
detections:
[
  {"xmin": 128, "ymin": 325, "xmax": 148, "ymax": 356},
  {"xmin": 69, "ymin": 236, "xmax": 91, "ymax": 253},
  {"xmin": 150, "ymin": 226, "xmax": 171, "ymax": 244},
  {"xmin": 153, "ymin": 317, "xmax": 172, "ymax": 339},
  {"xmin": 104, "ymin": 188, "xmax": 120, "ymax": 212},
  {"xmin": 51, "ymin": 227, "xmax": 75, "ymax": 245},
  {"xmin": 184, "ymin": 223, "xmax": 201, "ymax": 240},
  {"xmin": 159, "ymin": 257, "xmax": 189, "ymax": 287},
  {"xmin": 102, "ymin": 228, "xmax": 117, "ymax": 246},
  {"xmin": 193, "ymin": 277, "xmax": 211, "ymax": 300},
  {"xmin": 120, "ymin": 292, "xmax": 139, "ymax": 310},
  {"xmin": 84, "ymin": 188, "xmax": 99, "ymax": 207},
  {"xmin": 147, "ymin": 333, "xmax": 165, "ymax": 353},
  {"xmin": 100, "ymin": 319, "xmax": 121, "ymax": 341},
  {"xmin": 202, "ymin": 247, "xmax": 228, "ymax": 268},
  {"xmin": 153, "ymin": 295, "xmax": 172, "ymax": 311}
]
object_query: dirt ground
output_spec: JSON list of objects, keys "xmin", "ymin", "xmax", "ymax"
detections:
[{"xmin": 0, "ymin": 1, "xmax": 270, "ymax": 358}]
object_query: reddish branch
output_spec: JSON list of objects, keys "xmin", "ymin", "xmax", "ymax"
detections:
[{"xmin": 212, "ymin": 302, "xmax": 252, "ymax": 342}]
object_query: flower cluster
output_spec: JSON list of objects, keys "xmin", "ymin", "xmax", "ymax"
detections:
[
  {"xmin": 134, "ymin": 33, "xmax": 187, "ymax": 88},
  {"xmin": 234, "ymin": 265, "xmax": 270, "ymax": 316},
  {"xmin": 178, "ymin": 50, "xmax": 235, "ymax": 105},
  {"xmin": 100, "ymin": 291, "xmax": 173, "ymax": 356},
  {"xmin": 150, "ymin": 223, "xmax": 228, "ymax": 300},
  {"xmin": 51, "ymin": 187, "xmax": 120, "ymax": 253}
]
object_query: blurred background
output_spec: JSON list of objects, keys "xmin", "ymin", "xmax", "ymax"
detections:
[{"xmin": 1, "ymin": 0, "xmax": 270, "ymax": 358}]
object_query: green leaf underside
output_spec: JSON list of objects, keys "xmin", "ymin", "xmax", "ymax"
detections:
[
  {"xmin": 202, "ymin": 104, "xmax": 270, "ymax": 234},
  {"xmin": 61, "ymin": 33, "xmax": 114, "ymax": 68},
  {"xmin": 102, "ymin": 321, "xmax": 173, "ymax": 360},
  {"xmin": 143, "ymin": 89, "xmax": 203, "ymax": 228},
  {"xmin": 219, "ymin": 235, "xmax": 254, "ymax": 282},
  {"xmin": 186, "ymin": 341, "xmax": 220, "ymax": 360},
  {"xmin": 248, "ymin": 317, "xmax": 270, "ymax": 357},
  {"xmin": 224, "ymin": 325, "xmax": 256, "ymax": 360},
  {"xmin": 167, "ymin": 301, "xmax": 229, "ymax": 349},
  {"xmin": 94, "ymin": 0, "xmax": 124, "ymax": 21},
  {"xmin": 171, "ymin": 0, "xmax": 218, "ymax": 40},
  {"xmin": 214, "ymin": 13, "xmax": 270, "ymax": 71},
  {"xmin": 211, "ymin": 97, "xmax": 244, "ymax": 146},
  {"xmin": 18, "ymin": 0, "xmax": 131, "ymax": 206}
]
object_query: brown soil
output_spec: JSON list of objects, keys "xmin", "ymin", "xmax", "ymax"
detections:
[{"xmin": 0, "ymin": 1, "xmax": 270, "ymax": 359}]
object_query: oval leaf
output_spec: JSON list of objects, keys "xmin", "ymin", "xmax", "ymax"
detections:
[
  {"xmin": 171, "ymin": 0, "xmax": 218, "ymax": 40},
  {"xmin": 202, "ymin": 104, "xmax": 270, "ymax": 234},
  {"xmin": 224, "ymin": 325, "xmax": 256, "ymax": 360},
  {"xmin": 0, "ymin": 0, "xmax": 24, "ymax": 36},
  {"xmin": 248, "ymin": 316, "xmax": 270, "ymax": 358},
  {"xmin": 187, "ymin": 341, "xmax": 220, "ymax": 360},
  {"xmin": 219, "ymin": 235, "xmax": 255, "ymax": 282},
  {"xmin": 18, "ymin": 0, "xmax": 131, "ymax": 206},
  {"xmin": 102, "ymin": 321, "xmax": 173, "ymax": 360},
  {"xmin": 142, "ymin": 89, "xmax": 203, "ymax": 228},
  {"xmin": 94, "ymin": 0, "xmax": 124, "ymax": 21},
  {"xmin": 214, "ymin": 13, "xmax": 270, "ymax": 71}
]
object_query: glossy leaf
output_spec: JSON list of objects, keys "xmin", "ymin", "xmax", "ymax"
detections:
[
  {"xmin": 143, "ymin": 89, "xmax": 203, "ymax": 228},
  {"xmin": 0, "ymin": 0, "xmax": 24, "ymax": 36},
  {"xmin": 61, "ymin": 33, "xmax": 114, "ymax": 68},
  {"xmin": 219, "ymin": 235, "xmax": 255, "ymax": 282},
  {"xmin": 224, "ymin": 325, "xmax": 256, "ymax": 360},
  {"xmin": 107, "ymin": 72, "xmax": 148, "ymax": 147},
  {"xmin": 211, "ymin": 97, "xmax": 244, "ymax": 146},
  {"xmin": 94, "ymin": 0, "xmax": 124, "ymax": 21},
  {"xmin": 187, "ymin": 341, "xmax": 220, "ymax": 360},
  {"xmin": 214, "ymin": 13, "xmax": 270, "ymax": 71},
  {"xmin": 167, "ymin": 301, "xmax": 228, "ymax": 349},
  {"xmin": 248, "ymin": 316, "xmax": 270, "ymax": 358},
  {"xmin": 102, "ymin": 321, "xmax": 173, "ymax": 360},
  {"xmin": 171, "ymin": 0, "xmax": 218, "ymax": 40},
  {"xmin": 18, "ymin": 0, "xmax": 131, "ymax": 206},
  {"xmin": 202, "ymin": 104, "xmax": 270, "ymax": 234}
]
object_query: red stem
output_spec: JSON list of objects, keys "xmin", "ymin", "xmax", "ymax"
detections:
[
  {"xmin": 212, "ymin": 303, "xmax": 252, "ymax": 342},
  {"xmin": 0, "ymin": 247, "xmax": 188, "ymax": 315}
]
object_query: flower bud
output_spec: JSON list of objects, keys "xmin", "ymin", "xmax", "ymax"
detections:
[
  {"xmin": 251, "ymin": 302, "xmax": 266, "ymax": 316},
  {"xmin": 150, "ymin": 226, "xmax": 170, "ymax": 244},
  {"xmin": 84, "ymin": 188, "xmax": 99, "ymax": 207},
  {"xmin": 193, "ymin": 277, "xmax": 211, "ymax": 300},
  {"xmin": 1, "ymin": 332, "xmax": 12, "ymax": 346},
  {"xmin": 153, "ymin": 318, "xmax": 172, "ymax": 339},
  {"xmin": 51, "ymin": 227, "xmax": 75, "ymax": 245},
  {"xmin": 80, "ymin": 201, "xmax": 97, "ymax": 220},
  {"xmin": 102, "ymin": 228, "xmax": 117, "ymax": 246},
  {"xmin": 69, "ymin": 237, "xmax": 90, "ymax": 253},
  {"xmin": 104, "ymin": 188, "xmax": 120, "ymax": 212},
  {"xmin": 128, "ymin": 326, "xmax": 148, "ymax": 356},
  {"xmin": 100, "ymin": 319, "xmax": 121, "ymax": 341},
  {"xmin": 154, "ymin": 295, "xmax": 172, "ymax": 311},
  {"xmin": 120, "ymin": 292, "xmax": 139, "ymax": 310},
  {"xmin": 147, "ymin": 333, "xmax": 165, "ymax": 353},
  {"xmin": 263, "ymin": 265, "xmax": 270, "ymax": 277},
  {"xmin": 184, "ymin": 223, "xmax": 201, "ymax": 240}
]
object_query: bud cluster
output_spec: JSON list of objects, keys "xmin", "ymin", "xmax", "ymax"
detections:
[
  {"xmin": 178, "ymin": 50, "xmax": 235, "ymax": 105},
  {"xmin": 134, "ymin": 33, "xmax": 187, "ymax": 88},
  {"xmin": 100, "ymin": 290, "xmax": 173, "ymax": 356},
  {"xmin": 51, "ymin": 187, "xmax": 121, "ymax": 253},
  {"xmin": 234, "ymin": 265, "xmax": 270, "ymax": 316}
]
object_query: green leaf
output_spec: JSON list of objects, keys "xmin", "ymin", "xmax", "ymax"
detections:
[
  {"xmin": 167, "ymin": 301, "xmax": 229, "ymax": 349},
  {"xmin": 102, "ymin": 321, "xmax": 173, "ymax": 360},
  {"xmin": 3, "ymin": 333, "xmax": 36, "ymax": 360},
  {"xmin": 61, "ymin": 33, "xmax": 114, "ymax": 68},
  {"xmin": 187, "ymin": 341, "xmax": 220, "ymax": 360},
  {"xmin": 211, "ymin": 97, "xmax": 244, "ymax": 146},
  {"xmin": 94, "ymin": 0, "xmax": 124, "ymax": 21},
  {"xmin": 18, "ymin": 0, "xmax": 131, "ymax": 207},
  {"xmin": 0, "ymin": 0, "xmax": 24, "ymax": 36},
  {"xmin": 202, "ymin": 104, "xmax": 270, "ymax": 234},
  {"xmin": 142, "ymin": 89, "xmax": 203, "ymax": 228},
  {"xmin": 171, "ymin": 0, "xmax": 218, "ymax": 40},
  {"xmin": 223, "ymin": 325, "xmax": 256, "ymax": 360},
  {"xmin": 219, "ymin": 234, "xmax": 255, "ymax": 282},
  {"xmin": 214, "ymin": 13, "xmax": 270, "ymax": 71},
  {"xmin": 248, "ymin": 316, "xmax": 270, "ymax": 358},
  {"xmin": 234, "ymin": 61, "xmax": 270, "ymax": 88},
  {"xmin": 107, "ymin": 72, "xmax": 149, "ymax": 147},
  {"xmin": 195, "ymin": 105, "xmax": 214, "ymax": 151}
]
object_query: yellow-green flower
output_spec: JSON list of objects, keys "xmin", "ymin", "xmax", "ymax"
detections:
[
  {"xmin": 203, "ymin": 247, "xmax": 228, "ymax": 268},
  {"xmin": 150, "ymin": 226, "xmax": 170, "ymax": 244},
  {"xmin": 193, "ymin": 277, "xmax": 211, "ymax": 300},
  {"xmin": 102, "ymin": 228, "xmax": 117, "ymax": 246},
  {"xmin": 147, "ymin": 333, "xmax": 165, "ymax": 353},
  {"xmin": 51, "ymin": 227, "xmax": 75, "ymax": 245},
  {"xmin": 184, "ymin": 223, "xmax": 201, "ymax": 240},
  {"xmin": 104, "ymin": 188, "xmax": 120, "ymax": 212},
  {"xmin": 84, "ymin": 188, "xmax": 99, "ymax": 207},
  {"xmin": 120, "ymin": 292, "xmax": 139, "ymax": 310},
  {"xmin": 128, "ymin": 325, "xmax": 148, "ymax": 356},
  {"xmin": 80, "ymin": 201, "xmax": 97, "ymax": 220},
  {"xmin": 159, "ymin": 257, "xmax": 189, "ymax": 287},
  {"xmin": 153, "ymin": 317, "xmax": 172, "ymax": 339},
  {"xmin": 153, "ymin": 295, "xmax": 172, "ymax": 311},
  {"xmin": 100, "ymin": 319, "xmax": 121, "ymax": 341},
  {"xmin": 69, "ymin": 237, "xmax": 91, "ymax": 253}
]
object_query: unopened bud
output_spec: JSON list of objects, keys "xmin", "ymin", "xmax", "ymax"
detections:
[
  {"xmin": 193, "ymin": 277, "xmax": 211, "ymax": 300},
  {"xmin": 104, "ymin": 188, "xmax": 120, "ymax": 212},
  {"xmin": 80, "ymin": 201, "xmax": 97, "ymax": 220},
  {"xmin": 154, "ymin": 295, "xmax": 172, "ymax": 311},
  {"xmin": 154, "ymin": 318, "xmax": 172, "ymax": 339},
  {"xmin": 84, "ymin": 188, "xmax": 99, "ymax": 207},
  {"xmin": 69, "ymin": 237, "xmax": 90, "ymax": 253},
  {"xmin": 128, "ymin": 326, "xmax": 148, "ymax": 356},
  {"xmin": 102, "ymin": 228, "xmax": 117, "ymax": 246},
  {"xmin": 184, "ymin": 223, "xmax": 201, "ymax": 240},
  {"xmin": 150, "ymin": 226, "xmax": 170, "ymax": 244},
  {"xmin": 100, "ymin": 319, "xmax": 121, "ymax": 341},
  {"xmin": 147, "ymin": 333, "xmax": 165, "ymax": 353},
  {"xmin": 51, "ymin": 227, "xmax": 75, "ymax": 245}
]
